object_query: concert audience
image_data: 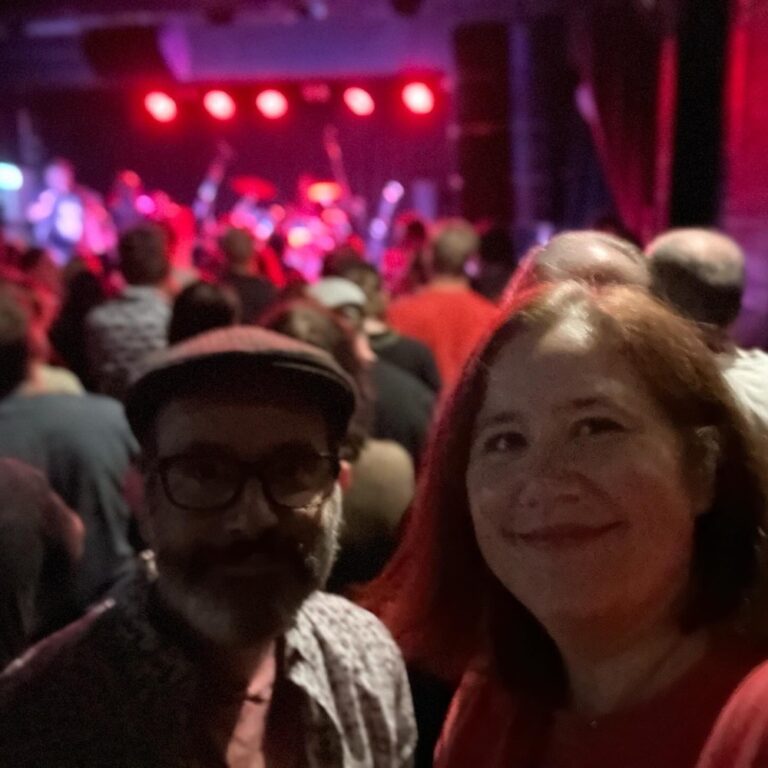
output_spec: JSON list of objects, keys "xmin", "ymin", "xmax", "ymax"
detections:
[
  {"xmin": 168, "ymin": 280, "xmax": 241, "ymax": 345},
  {"xmin": 471, "ymin": 225, "xmax": 518, "ymax": 302},
  {"xmin": 0, "ymin": 286, "xmax": 138, "ymax": 608},
  {"xmin": 307, "ymin": 276, "xmax": 436, "ymax": 463},
  {"xmin": 6, "ymin": 146, "xmax": 768, "ymax": 768},
  {"xmin": 219, "ymin": 226, "xmax": 278, "ymax": 323},
  {"xmin": 262, "ymin": 300, "xmax": 415, "ymax": 592},
  {"xmin": 363, "ymin": 278, "xmax": 768, "ymax": 767},
  {"xmin": 49, "ymin": 265, "xmax": 107, "ymax": 390},
  {"xmin": 0, "ymin": 325, "xmax": 416, "ymax": 766},
  {"xmin": 647, "ymin": 228, "xmax": 768, "ymax": 441},
  {"xmin": 0, "ymin": 276, "xmax": 85, "ymax": 396},
  {"xmin": 329, "ymin": 259, "xmax": 442, "ymax": 393},
  {"xmin": 85, "ymin": 223, "xmax": 171, "ymax": 400},
  {"xmin": 0, "ymin": 458, "xmax": 84, "ymax": 669},
  {"xmin": 383, "ymin": 215, "xmax": 430, "ymax": 296},
  {"xmin": 388, "ymin": 218, "xmax": 498, "ymax": 389}
]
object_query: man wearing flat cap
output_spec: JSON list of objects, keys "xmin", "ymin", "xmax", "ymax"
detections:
[{"xmin": 0, "ymin": 327, "xmax": 416, "ymax": 767}]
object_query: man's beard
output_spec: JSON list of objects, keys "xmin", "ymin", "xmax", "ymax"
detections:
[{"xmin": 155, "ymin": 488, "xmax": 342, "ymax": 648}]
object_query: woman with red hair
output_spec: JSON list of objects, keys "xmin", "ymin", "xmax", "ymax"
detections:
[{"xmin": 362, "ymin": 279, "xmax": 768, "ymax": 767}]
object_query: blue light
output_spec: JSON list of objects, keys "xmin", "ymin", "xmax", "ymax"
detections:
[{"xmin": 0, "ymin": 163, "xmax": 23, "ymax": 192}]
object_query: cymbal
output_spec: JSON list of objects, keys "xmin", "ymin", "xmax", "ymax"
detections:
[{"xmin": 231, "ymin": 176, "xmax": 277, "ymax": 200}]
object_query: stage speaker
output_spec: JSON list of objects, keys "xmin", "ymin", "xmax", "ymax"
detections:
[
  {"xmin": 81, "ymin": 26, "xmax": 173, "ymax": 79},
  {"xmin": 669, "ymin": 0, "xmax": 729, "ymax": 226},
  {"xmin": 453, "ymin": 23, "xmax": 512, "ymax": 223}
]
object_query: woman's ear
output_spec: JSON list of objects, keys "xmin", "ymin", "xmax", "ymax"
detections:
[
  {"xmin": 338, "ymin": 460, "xmax": 353, "ymax": 493},
  {"xmin": 690, "ymin": 426, "xmax": 720, "ymax": 517}
]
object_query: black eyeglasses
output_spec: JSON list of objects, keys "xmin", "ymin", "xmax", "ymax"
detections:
[{"xmin": 155, "ymin": 445, "xmax": 340, "ymax": 513}]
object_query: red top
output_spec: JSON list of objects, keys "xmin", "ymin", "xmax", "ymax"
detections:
[
  {"xmin": 696, "ymin": 659, "xmax": 768, "ymax": 768},
  {"xmin": 435, "ymin": 641, "xmax": 765, "ymax": 768},
  {"xmin": 387, "ymin": 285, "xmax": 497, "ymax": 389}
]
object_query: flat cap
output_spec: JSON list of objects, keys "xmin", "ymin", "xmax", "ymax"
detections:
[{"xmin": 125, "ymin": 325, "xmax": 356, "ymax": 444}]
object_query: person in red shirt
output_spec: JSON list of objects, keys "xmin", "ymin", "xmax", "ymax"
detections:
[
  {"xmin": 387, "ymin": 218, "xmax": 498, "ymax": 390},
  {"xmin": 362, "ymin": 268, "xmax": 768, "ymax": 768}
]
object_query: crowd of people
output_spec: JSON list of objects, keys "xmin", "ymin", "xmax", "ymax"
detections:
[{"xmin": 1, "ymin": 196, "xmax": 768, "ymax": 768}]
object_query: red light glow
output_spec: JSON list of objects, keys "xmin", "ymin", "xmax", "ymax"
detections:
[
  {"xmin": 144, "ymin": 91, "xmax": 178, "ymax": 123},
  {"xmin": 402, "ymin": 82, "xmax": 435, "ymax": 115},
  {"xmin": 343, "ymin": 87, "xmax": 375, "ymax": 116},
  {"xmin": 203, "ymin": 90, "xmax": 236, "ymax": 120},
  {"xmin": 256, "ymin": 90, "xmax": 289, "ymax": 119}
]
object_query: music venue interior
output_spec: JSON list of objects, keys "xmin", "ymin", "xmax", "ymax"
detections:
[{"xmin": 2, "ymin": 2, "xmax": 768, "ymax": 767}]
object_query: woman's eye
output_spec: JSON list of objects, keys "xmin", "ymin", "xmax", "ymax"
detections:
[
  {"xmin": 573, "ymin": 417, "xmax": 624, "ymax": 438},
  {"xmin": 483, "ymin": 432, "xmax": 527, "ymax": 454}
]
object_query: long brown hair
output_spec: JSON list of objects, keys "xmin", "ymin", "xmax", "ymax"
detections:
[{"xmin": 360, "ymin": 281, "xmax": 768, "ymax": 702}]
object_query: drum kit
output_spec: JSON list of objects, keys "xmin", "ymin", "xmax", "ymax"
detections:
[{"xmin": 225, "ymin": 173, "xmax": 354, "ymax": 281}]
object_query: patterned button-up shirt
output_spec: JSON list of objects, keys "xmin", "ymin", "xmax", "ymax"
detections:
[
  {"xmin": 0, "ymin": 573, "xmax": 416, "ymax": 768},
  {"xmin": 85, "ymin": 285, "xmax": 170, "ymax": 400}
]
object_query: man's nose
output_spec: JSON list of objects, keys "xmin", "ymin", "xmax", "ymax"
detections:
[{"xmin": 224, "ymin": 477, "xmax": 278, "ymax": 536}]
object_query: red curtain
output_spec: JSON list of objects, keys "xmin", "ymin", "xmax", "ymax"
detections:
[{"xmin": 570, "ymin": 5, "xmax": 677, "ymax": 243}]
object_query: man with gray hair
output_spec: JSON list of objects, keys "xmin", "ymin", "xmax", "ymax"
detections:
[
  {"xmin": 531, "ymin": 230, "xmax": 650, "ymax": 288},
  {"xmin": 647, "ymin": 228, "xmax": 768, "ymax": 437}
]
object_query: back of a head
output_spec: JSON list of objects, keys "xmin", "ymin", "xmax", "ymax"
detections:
[
  {"xmin": 219, "ymin": 227, "xmax": 255, "ymax": 270},
  {"xmin": 0, "ymin": 286, "xmax": 29, "ymax": 399},
  {"xmin": 646, "ymin": 229, "xmax": 745, "ymax": 329},
  {"xmin": 332, "ymin": 261, "xmax": 385, "ymax": 319},
  {"xmin": 118, "ymin": 224, "xmax": 170, "ymax": 286},
  {"xmin": 322, "ymin": 245, "xmax": 365, "ymax": 278},
  {"xmin": 262, "ymin": 300, "xmax": 362, "ymax": 382},
  {"xmin": 431, "ymin": 219, "xmax": 480, "ymax": 277},
  {"xmin": 534, "ymin": 230, "xmax": 649, "ymax": 288},
  {"xmin": 262, "ymin": 300, "xmax": 372, "ymax": 458},
  {"xmin": 168, "ymin": 280, "xmax": 241, "ymax": 345}
]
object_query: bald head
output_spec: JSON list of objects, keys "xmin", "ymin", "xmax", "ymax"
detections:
[
  {"xmin": 534, "ymin": 230, "xmax": 650, "ymax": 288},
  {"xmin": 646, "ymin": 228, "xmax": 745, "ymax": 329}
]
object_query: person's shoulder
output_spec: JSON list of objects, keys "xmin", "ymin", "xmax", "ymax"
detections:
[
  {"xmin": 85, "ymin": 297, "xmax": 119, "ymax": 325},
  {"xmin": 374, "ymin": 358, "xmax": 434, "ymax": 399},
  {"xmin": 0, "ymin": 601, "xmax": 113, "ymax": 708},
  {"xmin": 697, "ymin": 658, "xmax": 768, "ymax": 768},
  {"xmin": 29, "ymin": 391, "xmax": 128, "ymax": 423},
  {"xmin": 298, "ymin": 591, "xmax": 405, "ymax": 667}
]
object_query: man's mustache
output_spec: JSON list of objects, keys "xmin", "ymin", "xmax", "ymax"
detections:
[{"xmin": 179, "ymin": 529, "xmax": 313, "ymax": 573}]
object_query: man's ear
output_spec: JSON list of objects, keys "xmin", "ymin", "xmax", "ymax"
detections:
[{"xmin": 338, "ymin": 460, "xmax": 353, "ymax": 493}]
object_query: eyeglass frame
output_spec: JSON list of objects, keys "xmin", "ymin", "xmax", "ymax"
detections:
[{"xmin": 152, "ymin": 446, "xmax": 341, "ymax": 514}]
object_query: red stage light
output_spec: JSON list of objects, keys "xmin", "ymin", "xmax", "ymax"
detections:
[
  {"xmin": 144, "ymin": 91, "xmax": 178, "ymax": 123},
  {"xmin": 203, "ymin": 90, "xmax": 236, "ymax": 120},
  {"xmin": 402, "ymin": 82, "xmax": 435, "ymax": 115},
  {"xmin": 256, "ymin": 89, "xmax": 289, "ymax": 119},
  {"xmin": 343, "ymin": 87, "xmax": 375, "ymax": 116}
]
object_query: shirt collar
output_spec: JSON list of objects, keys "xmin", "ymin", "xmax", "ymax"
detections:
[{"xmin": 111, "ymin": 566, "xmax": 344, "ymax": 736}]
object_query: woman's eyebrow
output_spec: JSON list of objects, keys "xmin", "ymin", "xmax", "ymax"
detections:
[{"xmin": 475, "ymin": 410, "xmax": 521, "ymax": 433}]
